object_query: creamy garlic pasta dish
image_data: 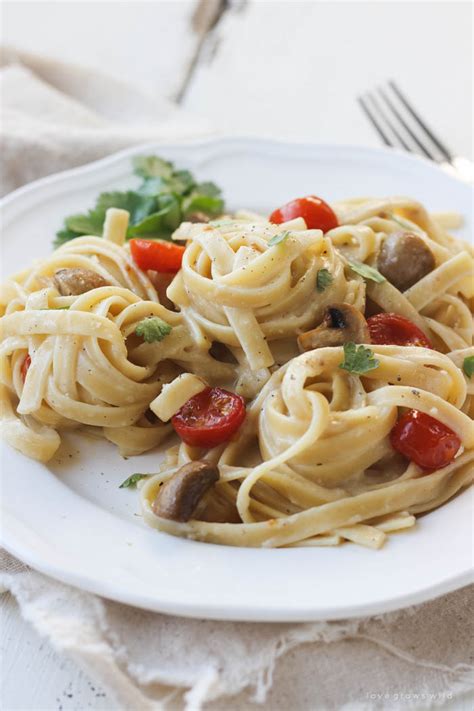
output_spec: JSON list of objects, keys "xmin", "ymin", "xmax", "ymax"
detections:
[{"xmin": 1, "ymin": 156, "xmax": 473, "ymax": 549}]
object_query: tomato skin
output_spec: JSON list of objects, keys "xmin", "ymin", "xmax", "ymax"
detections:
[
  {"xmin": 21, "ymin": 355, "xmax": 31, "ymax": 382},
  {"xmin": 390, "ymin": 410, "xmax": 461, "ymax": 471},
  {"xmin": 130, "ymin": 239, "xmax": 185, "ymax": 273},
  {"xmin": 172, "ymin": 387, "xmax": 246, "ymax": 448},
  {"xmin": 269, "ymin": 196, "xmax": 338, "ymax": 232},
  {"xmin": 367, "ymin": 313, "xmax": 433, "ymax": 348}
]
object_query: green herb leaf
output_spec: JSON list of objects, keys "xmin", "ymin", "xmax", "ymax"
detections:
[
  {"xmin": 119, "ymin": 473, "xmax": 150, "ymax": 489},
  {"xmin": 316, "ymin": 268, "xmax": 334, "ymax": 292},
  {"xmin": 97, "ymin": 192, "xmax": 158, "ymax": 225},
  {"xmin": 348, "ymin": 260, "xmax": 386, "ymax": 283},
  {"xmin": 55, "ymin": 155, "xmax": 226, "ymax": 246},
  {"xmin": 133, "ymin": 161, "xmax": 195, "ymax": 197},
  {"xmin": 135, "ymin": 316, "xmax": 172, "ymax": 343},
  {"xmin": 128, "ymin": 195, "xmax": 182, "ymax": 238},
  {"xmin": 195, "ymin": 181, "xmax": 221, "ymax": 198},
  {"xmin": 269, "ymin": 231, "xmax": 291, "ymax": 247},
  {"xmin": 462, "ymin": 355, "xmax": 474, "ymax": 378},
  {"xmin": 65, "ymin": 210, "xmax": 105, "ymax": 236},
  {"xmin": 339, "ymin": 342, "xmax": 380, "ymax": 375},
  {"xmin": 137, "ymin": 171, "xmax": 204, "ymax": 199},
  {"xmin": 133, "ymin": 156, "xmax": 173, "ymax": 180},
  {"xmin": 167, "ymin": 170, "xmax": 195, "ymax": 195},
  {"xmin": 64, "ymin": 192, "xmax": 158, "ymax": 239},
  {"xmin": 137, "ymin": 177, "xmax": 166, "ymax": 196},
  {"xmin": 182, "ymin": 194, "xmax": 224, "ymax": 220},
  {"xmin": 54, "ymin": 229, "xmax": 80, "ymax": 247}
]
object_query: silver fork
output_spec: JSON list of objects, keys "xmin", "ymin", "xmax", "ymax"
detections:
[{"xmin": 358, "ymin": 80, "xmax": 474, "ymax": 183}]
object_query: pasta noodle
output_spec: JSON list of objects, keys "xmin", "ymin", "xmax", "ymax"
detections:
[
  {"xmin": 0, "ymin": 210, "xmax": 235, "ymax": 459},
  {"xmin": 328, "ymin": 197, "xmax": 473, "ymax": 351},
  {"xmin": 169, "ymin": 217, "xmax": 363, "ymax": 397},
  {"xmin": 1, "ymin": 193, "xmax": 473, "ymax": 549},
  {"xmin": 141, "ymin": 346, "xmax": 473, "ymax": 548}
]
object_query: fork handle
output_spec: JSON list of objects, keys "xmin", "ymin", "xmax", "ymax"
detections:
[{"xmin": 441, "ymin": 156, "xmax": 474, "ymax": 184}]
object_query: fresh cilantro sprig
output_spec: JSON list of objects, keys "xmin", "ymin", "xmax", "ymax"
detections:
[
  {"xmin": 54, "ymin": 155, "xmax": 225, "ymax": 247},
  {"xmin": 339, "ymin": 342, "xmax": 380, "ymax": 375},
  {"xmin": 463, "ymin": 356, "xmax": 474, "ymax": 378},
  {"xmin": 119, "ymin": 473, "xmax": 150, "ymax": 489},
  {"xmin": 316, "ymin": 268, "xmax": 333, "ymax": 292},
  {"xmin": 348, "ymin": 259, "xmax": 386, "ymax": 284},
  {"xmin": 269, "ymin": 231, "xmax": 291, "ymax": 246},
  {"xmin": 135, "ymin": 316, "xmax": 172, "ymax": 343}
]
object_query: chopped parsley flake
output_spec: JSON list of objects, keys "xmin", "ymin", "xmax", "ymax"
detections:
[
  {"xmin": 462, "ymin": 355, "xmax": 474, "ymax": 378},
  {"xmin": 119, "ymin": 473, "xmax": 150, "ymax": 489},
  {"xmin": 339, "ymin": 342, "xmax": 380, "ymax": 375},
  {"xmin": 135, "ymin": 316, "xmax": 172, "ymax": 343},
  {"xmin": 348, "ymin": 259, "xmax": 386, "ymax": 283},
  {"xmin": 269, "ymin": 231, "xmax": 291, "ymax": 246},
  {"xmin": 316, "ymin": 268, "xmax": 333, "ymax": 292}
]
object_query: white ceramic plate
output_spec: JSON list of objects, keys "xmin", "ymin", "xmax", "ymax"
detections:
[{"xmin": 1, "ymin": 138, "xmax": 472, "ymax": 621}]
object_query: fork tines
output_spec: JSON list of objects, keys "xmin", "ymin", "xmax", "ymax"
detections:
[{"xmin": 358, "ymin": 80, "xmax": 453, "ymax": 163}]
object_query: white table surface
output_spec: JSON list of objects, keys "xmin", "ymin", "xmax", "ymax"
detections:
[{"xmin": 1, "ymin": 1, "xmax": 472, "ymax": 709}]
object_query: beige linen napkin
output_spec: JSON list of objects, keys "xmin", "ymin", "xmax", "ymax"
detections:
[
  {"xmin": 1, "ymin": 49, "xmax": 473, "ymax": 710},
  {"xmin": 0, "ymin": 46, "xmax": 211, "ymax": 195}
]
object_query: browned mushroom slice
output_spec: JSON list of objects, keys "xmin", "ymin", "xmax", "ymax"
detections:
[
  {"xmin": 152, "ymin": 460, "xmax": 219, "ymax": 522},
  {"xmin": 54, "ymin": 268, "xmax": 109, "ymax": 296},
  {"xmin": 377, "ymin": 231, "xmax": 435, "ymax": 292},
  {"xmin": 209, "ymin": 341, "xmax": 239, "ymax": 364},
  {"xmin": 298, "ymin": 304, "xmax": 370, "ymax": 352}
]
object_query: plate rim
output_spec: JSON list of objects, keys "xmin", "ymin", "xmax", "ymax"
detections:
[
  {"xmin": 1, "ymin": 136, "xmax": 472, "ymax": 621},
  {"xmin": 2, "ymin": 135, "xmax": 471, "ymax": 211},
  {"xmin": 2, "ymin": 510, "xmax": 472, "ymax": 621}
]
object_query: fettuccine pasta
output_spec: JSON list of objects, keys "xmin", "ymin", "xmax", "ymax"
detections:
[{"xmin": 1, "ymin": 185, "xmax": 473, "ymax": 549}]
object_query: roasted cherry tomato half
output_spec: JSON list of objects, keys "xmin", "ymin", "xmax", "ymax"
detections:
[
  {"xmin": 21, "ymin": 354, "xmax": 31, "ymax": 382},
  {"xmin": 367, "ymin": 313, "xmax": 433, "ymax": 348},
  {"xmin": 130, "ymin": 239, "xmax": 185, "ymax": 273},
  {"xmin": 390, "ymin": 410, "xmax": 461, "ymax": 471},
  {"xmin": 172, "ymin": 387, "xmax": 246, "ymax": 448},
  {"xmin": 269, "ymin": 195, "xmax": 338, "ymax": 232}
]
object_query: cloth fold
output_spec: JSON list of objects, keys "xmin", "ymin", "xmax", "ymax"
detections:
[
  {"xmin": 0, "ymin": 46, "xmax": 211, "ymax": 195},
  {"xmin": 1, "ymin": 50, "xmax": 473, "ymax": 710},
  {"xmin": 2, "ymin": 550, "xmax": 473, "ymax": 711}
]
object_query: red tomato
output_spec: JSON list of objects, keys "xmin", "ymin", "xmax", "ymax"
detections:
[
  {"xmin": 269, "ymin": 195, "xmax": 338, "ymax": 232},
  {"xmin": 390, "ymin": 410, "xmax": 461, "ymax": 471},
  {"xmin": 172, "ymin": 387, "xmax": 246, "ymax": 448},
  {"xmin": 130, "ymin": 239, "xmax": 185, "ymax": 273},
  {"xmin": 367, "ymin": 313, "xmax": 432, "ymax": 348},
  {"xmin": 21, "ymin": 354, "xmax": 31, "ymax": 381}
]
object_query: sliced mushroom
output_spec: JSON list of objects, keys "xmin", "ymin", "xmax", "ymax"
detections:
[
  {"xmin": 209, "ymin": 341, "xmax": 239, "ymax": 364},
  {"xmin": 298, "ymin": 303, "xmax": 370, "ymax": 352},
  {"xmin": 377, "ymin": 231, "xmax": 435, "ymax": 292},
  {"xmin": 152, "ymin": 460, "xmax": 219, "ymax": 522},
  {"xmin": 54, "ymin": 268, "xmax": 109, "ymax": 296}
]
